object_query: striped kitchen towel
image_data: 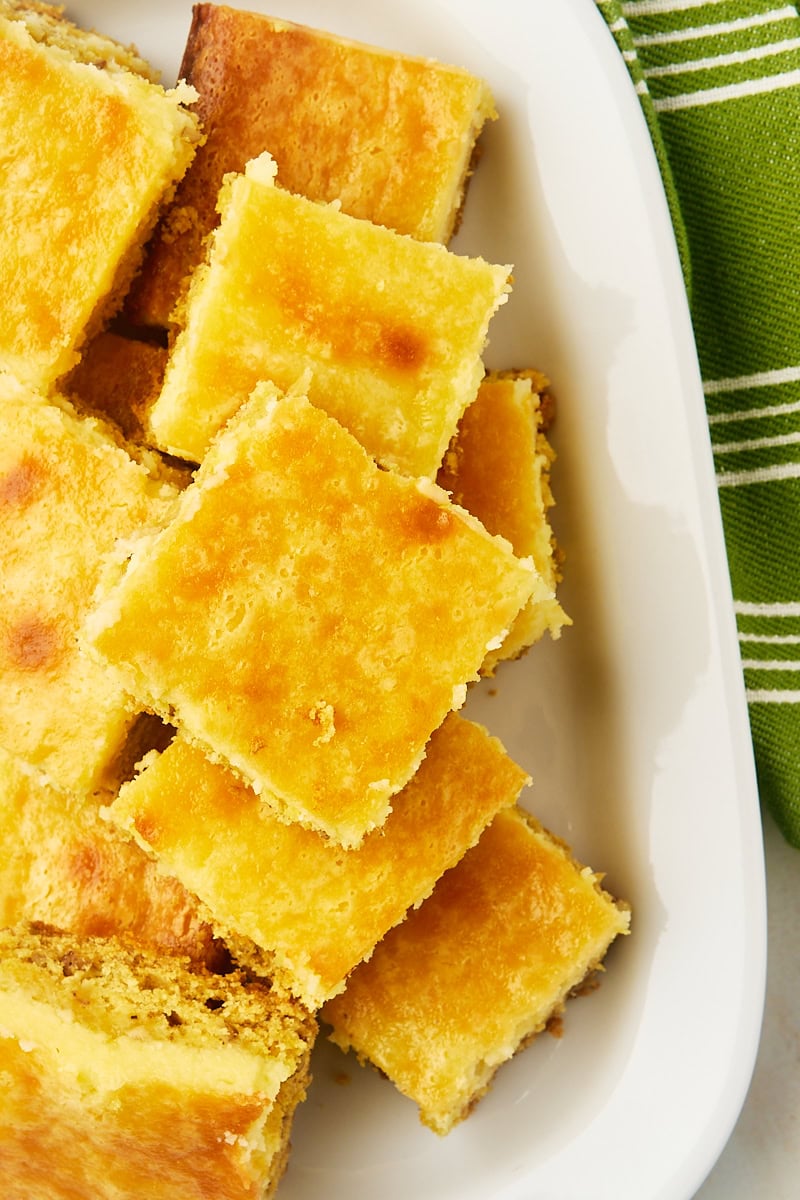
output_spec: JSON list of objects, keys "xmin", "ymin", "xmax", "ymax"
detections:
[{"xmin": 597, "ymin": 0, "xmax": 800, "ymax": 848}]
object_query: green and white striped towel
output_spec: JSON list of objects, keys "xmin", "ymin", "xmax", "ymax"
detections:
[{"xmin": 597, "ymin": 0, "xmax": 800, "ymax": 848}]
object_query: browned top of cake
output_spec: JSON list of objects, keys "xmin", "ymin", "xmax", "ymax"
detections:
[{"xmin": 146, "ymin": 155, "xmax": 509, "ymax": 474}]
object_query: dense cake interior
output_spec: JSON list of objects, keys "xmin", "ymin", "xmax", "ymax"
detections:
[{"xmin": 0, "ymin": 923, "xmax": 313, "ymax": 1051}]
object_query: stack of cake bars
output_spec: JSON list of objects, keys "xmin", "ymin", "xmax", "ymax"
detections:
[{"xmin": 0, "ymin": 3, "xmax": 629, "ymax": 1197}]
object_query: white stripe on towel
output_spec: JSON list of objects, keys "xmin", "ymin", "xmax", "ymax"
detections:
[
  {"xmin": 633, "ymin": 8, "xmax": 797, "ymax": 49},
  {"xmin": 709, "ymin": 399, "xmax": 800, "ymax": 426},
  {"xmin": 741, "ymin": 659, "xmax": 800, "ymax": 670},
  {"xmin": 712, "ymin": 430, "xmax": 800, "ymax": 455},
  {"xmin": 735, "ymin": 600, "xmax": 800, "ymax": 617},
  {"xmin": 704, "ymin": 364, "xmax": 800, "ymax": 396},
  {"xmin": 717, "ymin": 461, "xmax": 800, "ymax": 487},
  {"xmin": 644, "ymin": 37, "xmax": 800, "ymax": 77},
  {"xmin": 740, "ymin": 632, "xmax": 800, "ymax": 644},
  {"xmin": 746, "ymin": 688, "xmax": 800, "ymax": 703},
  {"xmin": 652, "ymin": 68, "xmax": 800, "ymax": 112},
  {"xmin": 624, "ymin": 0, "xmax": 746, "ymax": 15}
]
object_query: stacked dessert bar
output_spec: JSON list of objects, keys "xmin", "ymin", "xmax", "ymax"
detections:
[{"xmin": 0, "ymin": 3, "xmax": 629, "ymax": 1197}]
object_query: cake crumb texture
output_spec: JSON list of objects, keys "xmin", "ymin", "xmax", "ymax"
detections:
[{"xmin": 0, "ymin": 921, "xmax": 316, "ymax": 1199}]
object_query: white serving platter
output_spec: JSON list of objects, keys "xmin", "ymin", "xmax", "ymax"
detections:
[{"xmin": 65, "ymin": 2, "xmax": 768, "ymax": 1197}]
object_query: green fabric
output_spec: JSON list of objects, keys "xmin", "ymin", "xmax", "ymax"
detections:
[{"xmin": 597, "ymin": 0, "xmax": 800, "ymax": 847}]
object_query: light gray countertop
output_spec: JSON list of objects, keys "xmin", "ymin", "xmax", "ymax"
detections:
[{"xmin": 694, "ymin": 813, "xmax": 799, "ymax": 1199}]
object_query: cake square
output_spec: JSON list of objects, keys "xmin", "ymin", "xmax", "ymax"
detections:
[
  {"xmin": 0, "ymin": 375, "xmax": 178, "ymax": 796},
  {"xmin": 126, "ymin": 3, "xmax": 496, "ymax": 328},
  {"xmin": 438, "ymin": 369, "xmax": 571, "ymax": 671},
  {"xmin": 108, "ymin": 714, "xmax": 529, "ymax": 1009},
  {"xmin": 0, "ymin": 1, "xmax": 199, "ymax": 390},
  {"xmin": 146, "ymin": 153, "xmax": 510, "ymax": 475},
  {"xmin": 323, "ymin": 806, "xmax": 630, "ymax": 1134},
  {"xmin": 0, "ymin": 742, "xmax": 226, "ymax": 970},
  {"xmin": 86, "ymin": 383, "xmax": 536, "ymax": 846},
  {"xmin": 0, "ymin": 921, "xmax": 316, "ymax": 1200}
]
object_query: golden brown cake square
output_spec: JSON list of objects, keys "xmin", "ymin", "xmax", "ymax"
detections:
[
  {"xmin": 107, "ymin": 714, "xmax": 529, "ymax": 1008},
  {"xmin": 438, "ymin": 369, "xmax": 571, "ymax": 671},
  {"xmin": 146, "ymin": 153, "xmax": 510, "ymax": 475},
  {"xmin": 126, "ymin": 3, "xmax": 496, "ymax": 328},
  {"xmin": 0, "ymin": 3, "xmax": 200, "ymax": 391},
  {"xmin": 0, "ymin": 377, "xmax": 178, "ymax": 796},
  {"xmin": 0, "ymin": 743, "xmax": 227, "ymax": 970},
  {"xmin": 323, "ymin": 806, "xmax": 630, "ymax": 1134},
  {"xmin": 86, "ymin": 383, "xmax": 536, "ymax": 847},
  {"xmin": 0, "ymin": 921, "xmax": 316, "ymax": 1200}
]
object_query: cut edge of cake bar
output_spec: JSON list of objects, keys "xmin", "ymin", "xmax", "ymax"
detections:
[
  {"xmin": 0, "ymin": 1, "xmax": 159, "ymax": 79},
  {"xmin": 0, "ymin": 920, "xmax": 317, "ymax": 1199},
  {"xmin": 438, "ymin": 367, "xmax": 572, "ymax": 672}
]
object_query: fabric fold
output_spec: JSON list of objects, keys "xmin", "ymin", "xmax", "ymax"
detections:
[{"xmin": 597, "ymin": 0, "xmax": 800, "ymax": 847}]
